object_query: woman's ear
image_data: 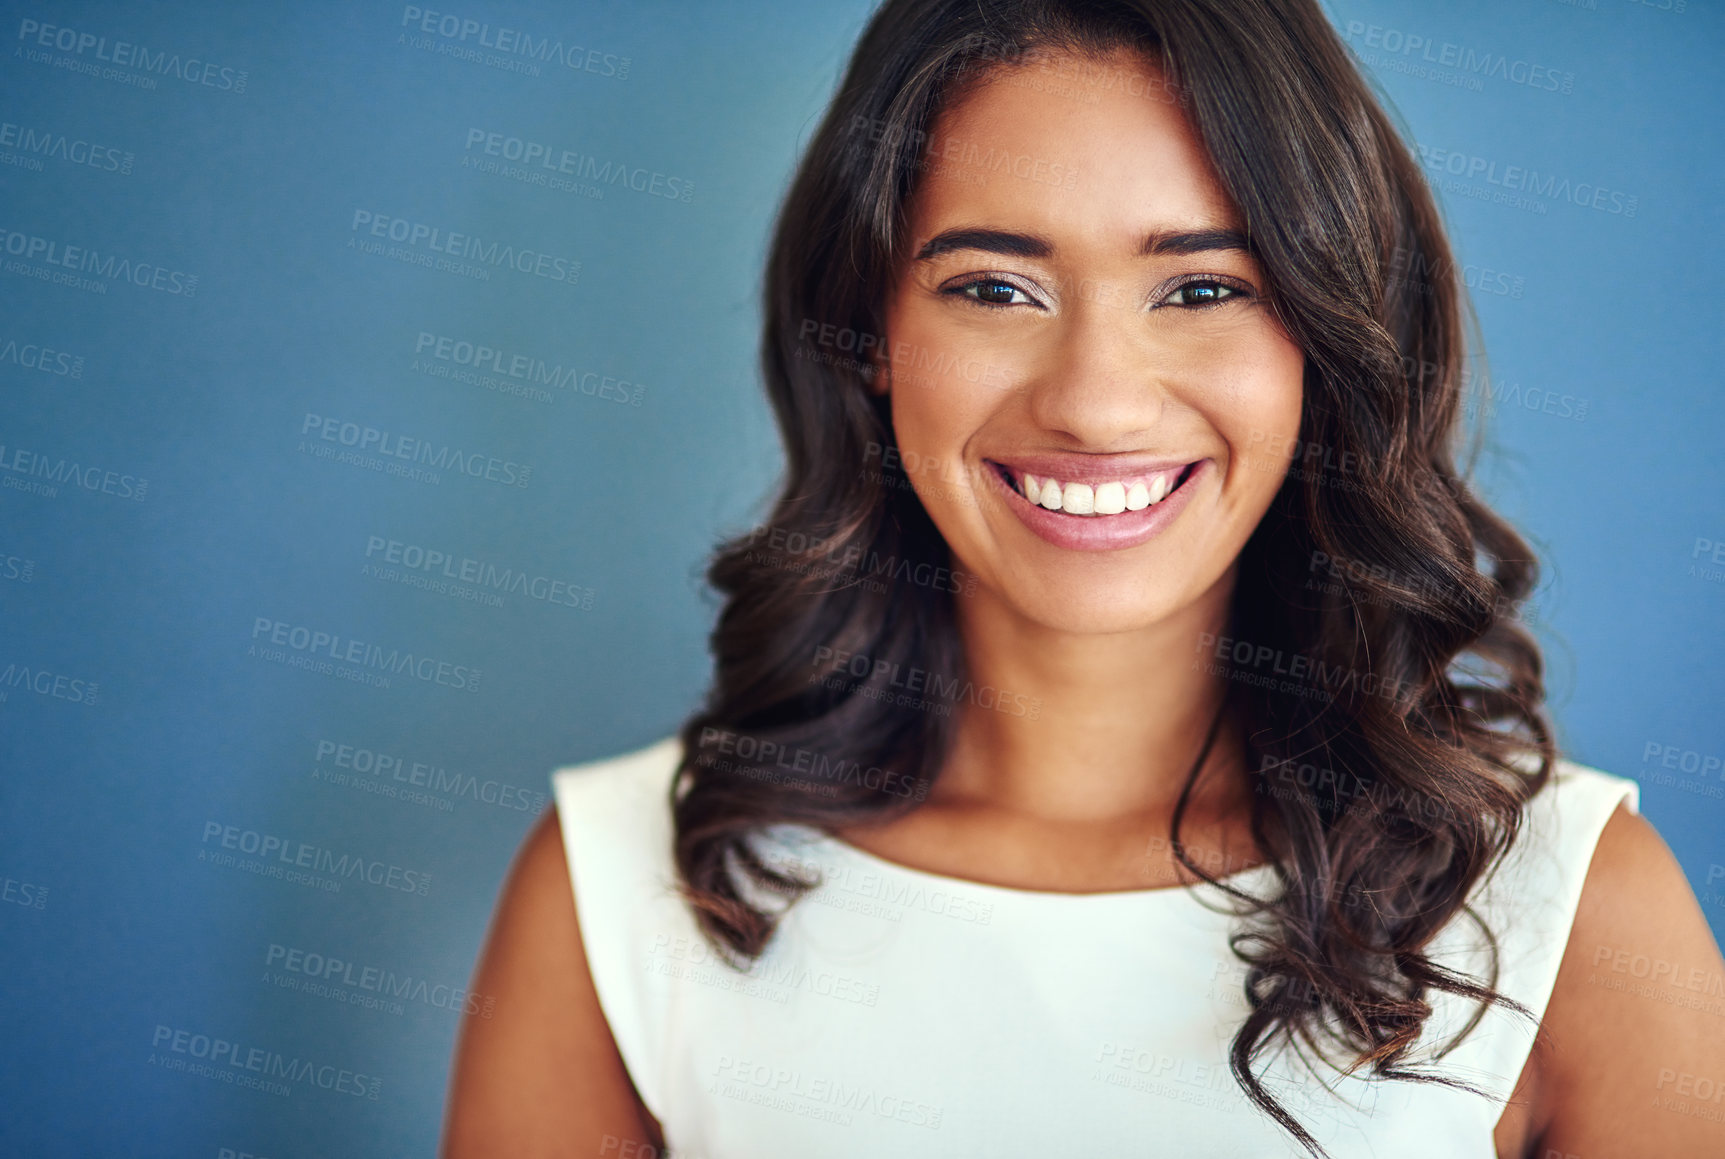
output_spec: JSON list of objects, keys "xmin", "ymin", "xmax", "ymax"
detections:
[
  {"xmin": 865, "ymin": 342, "xmax": 891, "ymax": 397},
  {"xmin": 865, "ymin": 314, "xmax": 892, "ymax": 396}
]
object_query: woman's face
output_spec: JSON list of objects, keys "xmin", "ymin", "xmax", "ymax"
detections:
[{"xmin": 880, "ymin": 48, "xmax": 1305, "ymax": 635}]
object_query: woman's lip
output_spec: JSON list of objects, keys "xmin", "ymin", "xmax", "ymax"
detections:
[
  {"xmin": 984, "ymin": 454, "xmax": 1197, "ymax": 486},
  {"xmin": 987, "ymin": 456, "xmax": 1210, "ymax": 552}
]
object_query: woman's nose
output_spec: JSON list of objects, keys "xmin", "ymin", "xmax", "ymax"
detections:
[{"xmin": 1023, "ymin": 285, "xmax": 1172, "ymax": 447}]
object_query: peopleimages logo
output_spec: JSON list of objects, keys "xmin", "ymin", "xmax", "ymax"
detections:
[
  {"xmin": 0, "ymin": 661, "xmax": 99, "ymax": 705},
  {"xmin": 314, "ymin": 737, "xmax": 550, "ymax": 813},
  {"xmin": 464, "ymin": 129, "xmax": 693, "ymax": 202},
  {"xmin": 0, "ymin": 335, "xmax": 85, "ymax": 378},
  {"xmin": 348, "ymin": 211, "xmax": 580, "ymax": 285},
  {"xmin": 364, "ymin": 534, "xmax": 594, "ymax": 610},
  {"xmin": 1341, "ymin": 21, "xmax": 1574, "ymax": 93},
  {"xmin": 1415, "ymin": 145, "xmax": 1637, "ymax": 216},
  {"xmin": 711, "ymin": 1055, "xmax": 944, "ymax": 1130},
  {"xmin": 0, "ymin": 120, "xmax": 133, "ymax": 174},
  {"xmin": 15, "ymin": 18, "xmax": 250, "ymax": 92},
  {"xmin": 399, "ymin": 7, "xmax": 629, "ymax": 78},
  {"xmin": 0, "ymin": 551, "xmax": 35, "ymax": 584},
  {"xmin": 265, "ymin": 943, "xmax": 496, "ymax": 1017},
  {"xmin": 149, "ymin": 1025, "xmax": 380, "ymax": 1099},
  {"xmin": 0, "ymin": 440, "xmax": 147, "ymax": 501},
  {"xmin": 0, "ymin": 227, "xmax": 198, "ymax": 295},
  {"xmin": 1, "ymin": 874, "xmax": 48, "ymax": 910},
  {"xmin": 299, "ymin": 412, "xmax": 532, "ymax": 489},
  {"xmin": 413, "ymin": 332, "xmax": 645, "ymax": 406},
  {"xmin": 249, "ymin": 616, "xmax": 483, "ymax": 692},
  {"xmin": 200, "ymin": 821, "xmax": 433, "ymax": 897}
]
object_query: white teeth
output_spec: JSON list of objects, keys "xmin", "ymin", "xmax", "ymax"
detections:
[
  {"xmin": 1013, "ymin": 466, "xmax": 1186, "ymax": 515},
  {"xmin": 1061, "ymin": 482, "xmax": 1095, "ymax": 515}
]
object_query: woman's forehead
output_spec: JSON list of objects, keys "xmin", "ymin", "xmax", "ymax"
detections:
[{"xmin": 907, "ymin": 56, "xmax": 1241, "ymax": 257}]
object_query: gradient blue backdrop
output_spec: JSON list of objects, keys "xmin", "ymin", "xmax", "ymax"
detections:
[{"xmin": 2, "ymin": 1, "xmax": 1721, "ymax": 1154}]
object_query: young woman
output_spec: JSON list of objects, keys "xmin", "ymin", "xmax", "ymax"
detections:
[{"xmin": 443, "ymin": 2, "xmax": 1725, "ymax": 1155}]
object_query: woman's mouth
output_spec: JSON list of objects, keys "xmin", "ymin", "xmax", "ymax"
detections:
[
  {"xmin": 981, "ymin": 456, "xmax": 1209, "ymax": 552},
  {"xmin": 987, "ymin": 460, "xmax": 1199, "ymax": 516}
]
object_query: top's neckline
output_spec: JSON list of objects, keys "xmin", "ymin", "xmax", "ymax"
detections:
[{"xmin": 796, "ymin": 827, "xmax": 1280, "ymax": 904}]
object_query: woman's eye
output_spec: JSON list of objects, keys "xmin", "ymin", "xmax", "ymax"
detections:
[
  {"xmin": 954, "ymin": 279, "xmax": 1034, "ymax": 307},
  {"xmin": 1162, "ymin": 280, "xmax": 1243, "ymax": 308}
]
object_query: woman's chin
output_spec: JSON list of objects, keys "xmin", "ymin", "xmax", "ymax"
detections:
[{"xmin": 981, "ymin": 581, "xmax": 1198, "ymax": 638}]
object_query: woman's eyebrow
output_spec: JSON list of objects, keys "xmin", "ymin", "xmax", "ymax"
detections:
[
  {"xmin": 913, "ymin": 225, "xmax": 1251, "ymax": 262},
  {"xmin": 1140, "ymin": 227, "xmax": 1251, "ymax": 256},
  {"xmin": 914, "ymin": 227, "xmax": 1052, "ymax": 261}
]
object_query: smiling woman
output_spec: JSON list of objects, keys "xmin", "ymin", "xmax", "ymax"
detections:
[{"xmin": 442, "ymin": 2, "xmax": 1725, "ymax": 1157}]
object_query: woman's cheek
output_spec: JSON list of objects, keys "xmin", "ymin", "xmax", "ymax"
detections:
[
  {"xmin": 882, "ymin": 341, "xmax": 993, "ymax": 544},
  {"xmin": 887, "ymin": 317, "xmax": 983, "ymax": 440},
  {"xmin": 1191, "ymin": 337, "xmax": 1304, "ymax": 501}
]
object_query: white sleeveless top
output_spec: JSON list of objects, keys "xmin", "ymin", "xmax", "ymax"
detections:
[{"xmin": 550, "ymin": 737, "xmax": 1638, "ymax": 1158}]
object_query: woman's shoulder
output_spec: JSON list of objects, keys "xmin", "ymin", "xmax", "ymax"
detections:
[
  {"xmin": 555, "ymin": 738, "xmax": 683, "ymax": 838},
  {"xmin": 548, "ymin": 734, "xmax": 686, "ymax": 897},
  {"xmin": 1467, "ymin": 754, "xmax": 1640, "ymax": 931},
  {"xmin": 443, "ymin": 746, "xmax": 671, "ymax": 1152},
  {"xmin": 551, "ymin": 734, "xmax": 683, "ymax": 806},
  {"xmin": 1525, "ymin": 758, "xmax": 1725, "ymax": 1154},
  {"xmin": 1496, "ymin": 753, "xmax": 1641, "ymax": 882},
  {"xmin": 1526, "ymin": 753, "xmax": 1708, "ymax": 973},
  {"xmin": 1538, "ymin": 754, "xmax": 1641, "ymax": 807},
  {"xmin": 1521, "ymin": 752, "xmax": 1640, "ymax": 818},
  {"xmin": 539, "ymin": 735, "xmax": 696, "ymax": 1129},
  {"xmin": 1447, "ymin": 750, "xmax": 1709, "ymax": 1021}
]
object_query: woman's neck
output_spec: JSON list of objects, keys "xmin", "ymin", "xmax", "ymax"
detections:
[{"xmin": 934, "ymin": 568, "xmax": 1249, "ymax": 828}]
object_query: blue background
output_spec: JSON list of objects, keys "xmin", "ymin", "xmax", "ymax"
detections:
[{"xmin": 1, "ymin": 1, "xmax": 1719, "ymax": 1154}]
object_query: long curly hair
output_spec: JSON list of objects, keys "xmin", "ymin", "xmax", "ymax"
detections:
[{"xmin": 668, "ymin": 1, "xmax": 1555, "ymax": 1153}]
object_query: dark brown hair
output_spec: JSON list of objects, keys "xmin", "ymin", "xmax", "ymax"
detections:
[{"xmin": 670, "ymin": 1, "xmax": 1553, "ymax": 1153}]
